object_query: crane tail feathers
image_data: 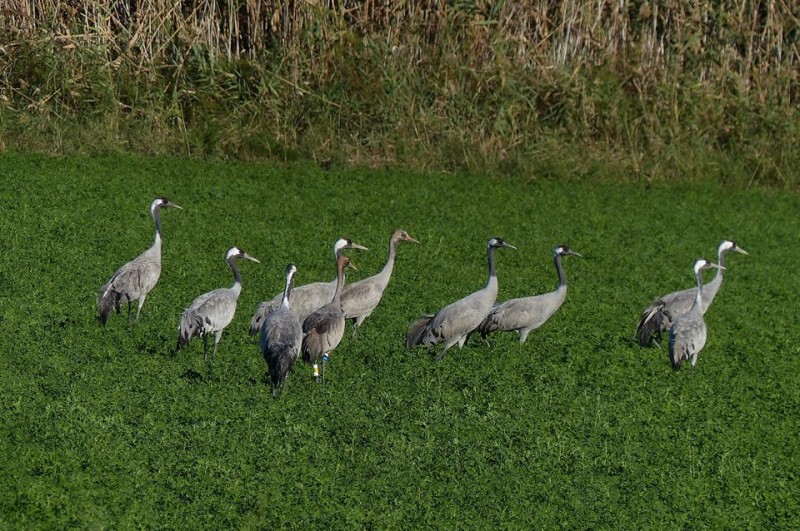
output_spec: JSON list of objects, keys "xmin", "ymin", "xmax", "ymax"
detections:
[
  {"xmin": 266, "ymin": 344, "xmax": 297, "ymax": 392},
  {"xmin": 97, "ymin": 284, "xmax": 121, "ymax": 326},
  {"xmin": 406, "ymin": 315, "xmax": 434, "ymax": 349},
  {"xmin": 249, "ymin": 302, "xmax": 273, "ymax": 336},
  {"xmin": 635, "ymin": 303, "xmax": 668, "ymax": 347},
  {"xmin": 177, "ymin": 312, "xmax": 203, "ymax": 349}
]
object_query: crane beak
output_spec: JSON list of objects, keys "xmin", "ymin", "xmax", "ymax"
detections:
[
  {"xmin": 710, "ymin": 263, "xmax": 725, "ymax": 270},
  {"xmin": 735, "ymin": 246, "xmax": 749, "ymax": 255},
  {"xmin": 169, "ymin": 202, "xmax": 183, "ymax": 210},
  {"xmin": 406, "ymin": 235, "xmax": 420, "ymax": 244},
  {"xmin": 504, "ymin": 242, "xmax": 517, "ymax": 250},
  {"xmin": 346, "ymin": 261, "xmax": 358, "ymax": 271},
  {"xmin": 349, "ymin": 243, "xmax": 369, "ymax": 251},
  {"xmin": 243, "ymin": 253, "xmax": 260, "ymax": 264},
  {"xmin": 568, "ymin": 250, "xmax": 583, "ymax": 258}
]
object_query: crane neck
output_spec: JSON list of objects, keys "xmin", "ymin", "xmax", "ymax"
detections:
[
  {"xmin": 152, "ymin": 205, "xmax": 163, "ymax": 239},
  {"xmin": 332, "ymin": 262, "xmax": 346, "ymax": 306},
  {"xmin": 228, "ymin": 256, "xmax": 243, "ymax": 293},
  {"xmin": 487, "ymin": 245, "xmax": 498, "ymax": 280},
  {"xmin": 281, "ymin": 274, "xmax": 294, "ymax": 309},
  {"xmin": 692, "ymin": 269, "xmax": 705, "ymax": 310},
  {"xmin": 715, "ymin": 248, "xmax": 729, "ymax": 282},
  {"xmin": 554, "ymin": 253, "xmax": 567, "ymax": 288},
  {"xmin": 380, "ymin": 236, "xmax": 399, "ymax": 280}
]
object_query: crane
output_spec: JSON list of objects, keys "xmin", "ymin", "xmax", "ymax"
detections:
[
  {"xmin": 406, "ymin": 237, "xmax": 516, "ymax": 359},
  {"xmin": 341, "ymin": 229, "xmax": 419, "ymax": 337},
  {"xmin": 478, "ymin": 245, "xmax": 582, "ymax": 344},
  {"xmin": 635, "ymin": 240, "xmax": 747, "ymax": 347},
  {"xmin": 249, "ymin": 238, "xmax": 367, "ymax": 334},
  {"xmin": 669, "ymin": 259, "xmax": 724, "ymax": 370},
  {"xmin": 260, "ymin": 264, "xmax": 302, "ymax": 397},
  {"xmin": 301, "ymin": 255, "xmax": 355, "ymax": 383},
  {"xmin": 177, "ymin": 247, "xmax": 259, "ymax": 369},
  {"xmin": 97, "ymin": 197, "xmax": 182, "ymax": 325}
]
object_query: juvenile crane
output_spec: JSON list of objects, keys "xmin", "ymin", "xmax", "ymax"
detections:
[
  {"xmin": 249, "ymin": 238, "xmax": 367, "ymax": 334},
  {"xmin": 302, "ymin": 255, "xmax": 355, "ymax": 383},
  {"xmin": 97, "ymin": 197, "xmax": 182, "ymax": 325},
  {"xmin": 635, "ymin": 240, "xmax": 747, "ymax": 347},
  {"xmin": 260, "ymin": 264, "xmax": 302, "ymax": 397},
  {"xmin": 406, "ymin": 237, "xmax": 516, "ymax": 359},
  {"xmin": 478, "ymin": 245, "xmax": 582, "ymax": 344},
  {"xmin": 669, "ymin": 259, "xmax": 724, "ymax": 370},
  {"xmin": 177, "ymin": 247, "xmax": 260, "ymax": 368},
  {"xmin": 341, "ymin": 229, "xmax": 419, "ymax": 337}
]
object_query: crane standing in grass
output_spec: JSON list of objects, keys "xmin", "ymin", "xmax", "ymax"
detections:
[
  {"xmin": 97, "ymin": 197, "xmax": 182, "ymax": 325},
  {"xmin": 249, "ymin": 238, "xmax": 367, "ymax": 334},
  {"xmin": 177, "ymin": 247, "xmax": 260, "ymax": 369},
  {"xmin": 635, "ymin": 240, "xmax": 748, "ymax": 347},
  {"xmin": 669, "ymin": 259, "xmax": 724, "ymax": 370},
  {"xmin": 302, "ymin": 255, "xmax": 355, "ymax": 383},
  {"xmin": 341, "ymin": 229, "xmax": 419, "ymax": 338},
  {"xmin": 260, "ymin": 264, "xmax": 302, "ymax": 397},
  {"xmin": 406, "ymin": 237, "xmax": 516, "ymax": 359},
  {"xmin": 478, "ymin": 245, "xmax": 582, "ymax": 344}
]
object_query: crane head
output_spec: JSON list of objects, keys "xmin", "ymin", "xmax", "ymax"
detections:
[
  {"xmin": 336, "ymin": 255, "xmax": 357, "ymax": 272},
  {"xmin": 719, "ymin": 240, "xmax": 749, "ymax": 256},
  {"xmin": 555, "ymin": 245, "xmax": 582, "ymax": 258},
  {"xmin": 151, "ymin": 197, "xmax": 182, "ymax": 214},
  {"xmin": 488, "ymin": 237, "xmax": 517, "ymax": 251},
  {"xmin": 333, "ymin": 238, "xmax": 369, "ymax": 259},
  {"xmin": 693, "ymin": 259, "xmax": 724, "ymax": 275},
  {"xmin": 394, "ymin": 229, "xmax": 420, "ymax": 244},
  {"xmin": 227, "ymin": 247, "xmax": 260, "ymax": 264}
]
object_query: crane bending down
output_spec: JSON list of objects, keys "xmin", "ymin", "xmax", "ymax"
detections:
[
  {"xmin": 301, "ymin": 255, "xmax": 355, "ymax": 383},
  {"xmin": 406, "ymin": 237, "xmax": 516, "ymax": 359},
  {"xmin": 260, "ymin": 264, "xmax": 302, "ymax": 397},
  {"xmin": 177, "ymin": 247, "xmax": 260, "ymax": 368},
  {"xmin": 635, "ymin": 240, "xmax": 747, "ymax": 347},
  {"xmin": 478, "ymin": 245, "xmax": 582, "ymax": 344},
  {"xmin": 249, "ymin": 238, "xmax": 367, "ymax": 335},
  {"xmin": 669, "ymin": 259, "xmax": 724, "ymax": 370},
  {"xmin": 97, "ymin": 197, "xmax": 182, "ymax": 325},
  {"xmin": 341, "ymin": 229, "xmax": 419, "ymax": 337}
]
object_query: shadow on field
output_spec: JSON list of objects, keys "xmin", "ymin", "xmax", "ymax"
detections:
[{"xmin": 180, "ymin": 368, "xmax": 205, "ymax": 383}]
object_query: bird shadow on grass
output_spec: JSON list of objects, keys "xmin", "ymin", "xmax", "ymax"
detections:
[{"xmin": 180, "ymin": 368, "xmax": 205, "ymax": 383}]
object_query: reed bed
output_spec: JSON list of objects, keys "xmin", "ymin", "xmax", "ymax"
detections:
[{"xmin": 1, "ymin": 1, "xmax": 798, "ymax": 185}]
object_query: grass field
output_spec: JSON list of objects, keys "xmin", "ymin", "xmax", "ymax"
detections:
[{"xmin": 0, "ymin": 153, "xmax": 798, "ymax": 528}]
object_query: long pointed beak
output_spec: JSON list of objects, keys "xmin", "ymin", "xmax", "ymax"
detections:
[
  {"xmin": 170, "ymin": 203, "xmax": 183, "ymax": 210},
  {"xmin": 349, "ymin": 243, "xmax": 369, "ymax": 251},
  {"xmin": 407, "ymin": 235, "xmax": 420, "ymax": 244},
  {"xmin": 346, "ymin": 261, "xmax": 358, "ymax": 271},
  {"xmin": 243, "ymin": 254, "xmax": 260, "ymax": 264},
  {"xmin": 711, "ymin": 263, "xmax": 726, "ymax": 270},
  {"xmin": 569, "ymin": 250, "xmax": 583, "ymax": 258},
  {"xmin": 736, "ymin": 247, "xmax": 749, "ymax": 255},
  {"xmin": 504, "ymin": 243, "xmax": 517, "ymax": 250}
]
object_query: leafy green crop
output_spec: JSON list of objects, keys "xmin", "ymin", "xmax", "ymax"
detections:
[{"xmin": 0, "ymin": 153, "xmax": 797, "ymax": 528}]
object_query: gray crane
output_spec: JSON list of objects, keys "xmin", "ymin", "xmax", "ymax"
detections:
[
  {"xmin": 260, "ymin": 264, "xmax": 302, "ymax": 397},
  {"xmin": 635, "ymin": 240, "xmax": 747, "ymax": 347},
  {"xmin": 406, "ymin": 237, "xmax": 516, "ymax": 359},
  {"xmin": 177, "ymin": 246, "xmax": 260, "ymax": 368},
  {"xmin": 341, "ymin": 229, "xmax": 419, "ymax": 337},
  {"xmin": 97, "ymin": 197, "xmax": 182, "ymax": 325},
  {"xmin": 301, "ymin": 255, "xmax": 355, "ymax": 383},
  {"xmin": 249, "ymin": 238, "xmax": 367, "ymax": 335},
  {"xmin": 669, "ymin": 259, "xmax": 724, "ymax": 370},
  {"xmin": 478, "ymin": 245, "xmax": 582, "ymax": 344}
]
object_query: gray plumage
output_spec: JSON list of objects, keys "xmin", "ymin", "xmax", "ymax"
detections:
[
  {"xmin": 97, "ymin": 197, "xmax": 182, "ymax": 325},
  {"xmin": 406, "ymin": 237, "xmax": 516, "ymax": 359},
  {"xmin": 341, "ymin": 229, "xmax": 419, "ymax": 335},
  {"xmin": 260, "ymin": 264, "xmax": 302, "ymax": 397},
  {"xmin": 669, "ymin": 259, "xmax": 724, "ymax": 370},
  {"xmin": 248, "ymin": 238, "xmax": 367, "ymax": 335},
  {"xmin": 635, "ymin": 240, "xmax": 747, "ymax": 347},
  {"xmin": 177, "ymin": 247, "xmax": 259, "ymax": 366},
  {"xmin": 478, "ymin": 245, "xmax": 581, "ymax": 344},
  {"xmin": 301, "ymin": 255, "xmax": 354, "ymax": 383}
]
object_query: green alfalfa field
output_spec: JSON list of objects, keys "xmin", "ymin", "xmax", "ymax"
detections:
[{"xmin": 0, "ymin": 152, "xmax": 798, "ymax": 528}]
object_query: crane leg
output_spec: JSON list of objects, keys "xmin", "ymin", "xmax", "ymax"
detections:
[
  {"xmin": 312, "ymin": 363, "xmax": 320, "ymax": 383},
  {"xmin": 135, "ymin": 294, "xmax": 147, "ymax": 322},
  {"xmin": 203, "ymin": 335, "xmax": 209, "ymax": 364},
  {"xmin": 212, "ymin": 331, "xmax": 222, "ymax": 361},
  {"xmin": 125, "ymin": 296, "xmax": 133, "ymax": 324},
  {"xmin": 322, "ymin": 354, "xmax": 329, "ymax": 384}
]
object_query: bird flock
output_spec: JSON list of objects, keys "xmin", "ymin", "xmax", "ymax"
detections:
[{"xmin": 97, "ymin": 197, "xmax": 748, "ymax": 397}]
